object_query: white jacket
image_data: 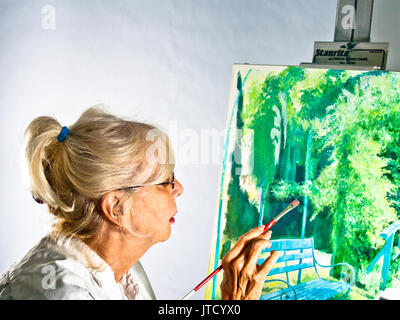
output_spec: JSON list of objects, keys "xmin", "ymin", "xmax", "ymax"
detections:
[{"xmin": 0, "ymin": 232, "xmax": 156, "ymax": 300}]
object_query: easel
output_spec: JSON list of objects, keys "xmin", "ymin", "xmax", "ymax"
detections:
[{"xmin": 301, "ymin": 0, "xmax": 389, "ymax": 71}]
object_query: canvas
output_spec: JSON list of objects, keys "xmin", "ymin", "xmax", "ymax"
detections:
[{"xmin": 205, "ymin": 64, "xmax": 400, "ymax": 300}]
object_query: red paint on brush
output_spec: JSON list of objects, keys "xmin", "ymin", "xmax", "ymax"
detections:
[{"xmin": 291, "ymin": 199, "xmax": 300, "ymax": 207}]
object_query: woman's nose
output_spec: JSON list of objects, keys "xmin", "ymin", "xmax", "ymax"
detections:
[{"xmin": 173, "ymin": 179, "xmax": 184, "ymax": 198}]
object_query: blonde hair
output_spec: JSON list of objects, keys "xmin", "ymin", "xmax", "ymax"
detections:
[{"xmin": 24, "ymin": 105, "xmax": 174, "ymax": 241}]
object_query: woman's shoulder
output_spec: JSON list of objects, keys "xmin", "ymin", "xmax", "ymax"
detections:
[{"xmin": 0, "ymin": 234, "xmax": 97, "ymax": 300}]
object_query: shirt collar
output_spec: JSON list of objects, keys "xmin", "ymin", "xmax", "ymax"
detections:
[{"xmin": 48, "ymin": 231, "xmax": 139, "ymax": 299}]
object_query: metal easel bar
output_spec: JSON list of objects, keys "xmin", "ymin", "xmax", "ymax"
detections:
[{"xmin": 334, "ymin": 0, "xmax": 374, "ymax": 42}]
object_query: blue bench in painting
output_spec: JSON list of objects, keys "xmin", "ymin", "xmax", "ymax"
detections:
[{"xmin": 258, "ymin": 238, "xmax": 355, "ymax": 300}]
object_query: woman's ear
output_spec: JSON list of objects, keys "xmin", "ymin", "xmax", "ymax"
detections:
[{"xmin": 100, "ymin": 192, "xmax": 124, "ymax": 226}]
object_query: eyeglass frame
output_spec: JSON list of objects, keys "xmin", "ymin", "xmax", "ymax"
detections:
[{"xmin": 114, "ymin": 172, "xmax": 175, "ymax": 192}]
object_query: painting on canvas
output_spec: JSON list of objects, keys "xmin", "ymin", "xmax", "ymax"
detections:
[{"xmin": 205, "ymin": 64, "xmax": 400, "ymax": 300}]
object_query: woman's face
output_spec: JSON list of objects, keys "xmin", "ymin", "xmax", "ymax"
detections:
[{"xmin": 125, "ymin": 173, "xmax": 184, "ymax": 243}]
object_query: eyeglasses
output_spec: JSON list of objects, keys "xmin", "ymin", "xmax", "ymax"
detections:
[{"xmin": 115, "ymin": 172, "xmax": 175, "ymax": 192}]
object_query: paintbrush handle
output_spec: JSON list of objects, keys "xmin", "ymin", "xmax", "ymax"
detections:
[
  {"xmin": 181, "ymin": 199, "xmax": 299, "ymax": 300},
  {"xmin": 194, "ymin": 265, "xmax": 223, "ymax": 292},
  {"xmin": 182, "ymin": 221, "xmax": 276, "ymax": 299}
]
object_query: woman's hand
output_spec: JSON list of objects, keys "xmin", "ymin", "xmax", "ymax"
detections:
[{"xmin": 220, "ymin": 226, "xmax": 279, "ymax": 300}]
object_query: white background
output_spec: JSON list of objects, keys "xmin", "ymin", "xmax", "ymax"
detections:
[{"xmin": 0, "ymin": 0, "xmax": 399, "ymax": 299}]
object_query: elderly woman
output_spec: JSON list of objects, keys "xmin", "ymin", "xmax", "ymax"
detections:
[{"xmin": 0, "ymin": 107, "xmax": 278, "ymax": 300}]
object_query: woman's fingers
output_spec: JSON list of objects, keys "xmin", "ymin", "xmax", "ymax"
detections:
[
  {"xmin": 257, "ymin": 250, "xmax": 280, "ymax": 277},
  {"xmin": 243, "ymin": 234, "xmax": 273, "ymax": 272},
  {"xmin": 223, "ymin": 225, "xmax": 267, "ymax": 264},
  {"xmin": 221, "ymin": 247, "xmax": 249, "ymax": 298},
  {"xmin": 232, "ymin": 231, "xmax": 272, "ymax": 298},
  {"xmin": 228, "ymin": 256, "xmax": 245, "ymax": 298},
  {"xmin": 220, "ymin": 226, "xmax": 279, "ymax": 300}
]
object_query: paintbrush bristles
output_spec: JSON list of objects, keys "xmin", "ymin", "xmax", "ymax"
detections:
[{"xmin": 274, "ymin": 199, "xmax": 300, "ymax": 222}]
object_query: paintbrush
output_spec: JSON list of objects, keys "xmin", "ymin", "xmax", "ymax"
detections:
[{"xmin": 181, "ymin": 199, "xmax": 300, "ymax": 300}]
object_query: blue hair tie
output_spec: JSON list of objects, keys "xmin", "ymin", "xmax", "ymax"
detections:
[{"xmin": 57, "ymin": 126, "xmax": 69, "ymax": 142}]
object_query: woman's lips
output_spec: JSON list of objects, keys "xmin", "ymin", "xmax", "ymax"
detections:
[{"xmin": 169, "ymin": 212, "xmax": 177, "ymax": 223}]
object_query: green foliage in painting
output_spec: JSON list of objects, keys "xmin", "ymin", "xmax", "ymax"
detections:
[
  {"xmin": 310, "ymin": 73, "xmax": 400, "ymax": 283},
  {"xmin": 219, "ymin": 66, "xmax": 400, "ymax": 295}
]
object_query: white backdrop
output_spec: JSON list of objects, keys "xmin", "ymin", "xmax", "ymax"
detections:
[{"xmin": 0, "ymin": 0, "xmax": 399, "ymax": 299}]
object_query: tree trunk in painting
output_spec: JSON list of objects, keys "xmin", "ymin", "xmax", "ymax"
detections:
[{"xmin": 221, "ymin": 72, "xmax": 258, "ymax": 255}]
